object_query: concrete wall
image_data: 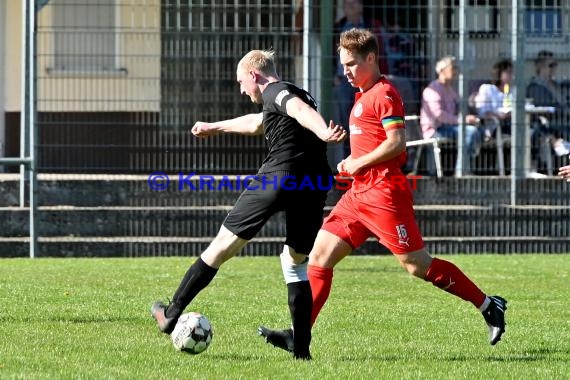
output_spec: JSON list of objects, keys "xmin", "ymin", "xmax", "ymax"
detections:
[
  {"xmin": 0, "ymin": 0, "xmax": 5, "ymax": 161},
  {"xmin": 35, "ymin": 1, "xmax": 161, "ymax": 112},
  {"xmin": 4, "ymin": 0, "xmax": 21, "ymax": 112},
  {"xmin": 4, "ymin": 1, "xmax": 161, "ymax": 113}
]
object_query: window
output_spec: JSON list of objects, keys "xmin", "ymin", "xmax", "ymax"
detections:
[
  {"xmin": 52, "ymin": 0, "xmax": 116, "ymax": 71},
  {"xmin": 525, "ymin": 0, "xmax": 562, "ymax": 37},
  {"xmin": 446, "ymin": 0, "xmax": 499, "ymax": 36}
]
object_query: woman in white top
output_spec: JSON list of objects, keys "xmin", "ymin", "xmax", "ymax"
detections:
[{"xmin": 475, "ymin": 59, "xmax": 513, "ymax": 140}]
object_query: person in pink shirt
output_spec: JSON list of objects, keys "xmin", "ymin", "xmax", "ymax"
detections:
[{"xmin": 420, "ymin": 55, "xmax": 482, "ymax": 176}]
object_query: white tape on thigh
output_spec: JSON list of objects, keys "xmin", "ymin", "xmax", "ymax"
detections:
[{"xmin": 280, "ymin": 252, "xmax": 308, "ymax": 284}]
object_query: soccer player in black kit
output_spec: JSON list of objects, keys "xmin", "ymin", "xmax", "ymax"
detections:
[{"xmin": 151, "ymin": 49, "xmax": 346, "ymax": 360}]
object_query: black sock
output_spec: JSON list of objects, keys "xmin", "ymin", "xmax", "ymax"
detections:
[
  {"xmin": 287, "ymin": 281, "xmax": 312, "ymax": 355},
  {"xmin": 165, "ymin": 257, "xmax": 218, "ymax": 318}
]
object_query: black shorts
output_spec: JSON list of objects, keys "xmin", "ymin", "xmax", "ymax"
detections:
[{"xmin": 223, "ymin": 171, "xmax": 330, "ymax": 254}]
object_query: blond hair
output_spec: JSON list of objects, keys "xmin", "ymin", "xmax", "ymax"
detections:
[
  {"xmin": 238, "ymin": 50, "xmax": 278, "ymax": 76},
  {"xmin": 435, "ymin": 55, "xmax": 456, "ymax": 74}
]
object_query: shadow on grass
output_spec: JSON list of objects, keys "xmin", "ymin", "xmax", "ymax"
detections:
[
  {"xmin": 0, "ymin": 315, "xmax": 139, "ymax": 324},
  {"xmin": 60, "ymin": 316, "xmax": 140, "ymax": 324},
  {"xmin": 485, "ymin": 347, "xmax": 568, "ymax": 362},
  {"xmin": 338, "ymin": 354, "xmax": 404, "ymax": 362},
  {"xmin": 339, "ymin": 266, "xmax": 401, "ymax": 273},
  {"xmin": 443, "ymin": 354, "xmax": 544, "ymax": 362},
  {"xmin": 207, "ymin": 353, "xmax": 267, "ymax": 361},
  {"xmin": 338, "ymin": 347, "xmax": 568, "ymax": 363}
]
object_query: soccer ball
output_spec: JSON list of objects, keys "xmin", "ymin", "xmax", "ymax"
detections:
[{"xmin": 171, "ymin": 312, "xmax": 213, "ymax": 354}]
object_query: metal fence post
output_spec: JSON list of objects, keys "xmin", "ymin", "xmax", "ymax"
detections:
[
  {"xmin": 319, "ymin": 1, "xmax": 333, "ymax": 121},
  {"xmin": 511, "ymin": 0, "xmax": 526, "ymax": 205},
  {"xmin": 457, "ymin": 0, "xmax": 467, "ymax": 177}
]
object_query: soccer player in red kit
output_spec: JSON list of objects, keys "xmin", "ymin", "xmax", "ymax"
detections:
[{"xmin": 259, "ymin": 28, "xmax": 507, "ymax": 354}]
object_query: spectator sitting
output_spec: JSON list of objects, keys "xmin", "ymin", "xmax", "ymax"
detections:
[
  {"xmin": 420, "ymin": 55, "xmax": 482, "ymax": 176},
  {"xmin": 474, "ymin": 59, "xmax": 513, "ymax": 141},
  {"xmin": 527, "ymin": 50, "xmax": 570, "ymax": 157}
]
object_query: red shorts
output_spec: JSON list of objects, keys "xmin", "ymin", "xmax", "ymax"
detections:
[{"xmin": 322, "ymin": 178, "xmax": 424, "ymax": 254}]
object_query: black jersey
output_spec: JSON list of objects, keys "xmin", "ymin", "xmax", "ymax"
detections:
[{"xmin": 259, "ymin": 81, "xmax": 331, "ymax": 175}]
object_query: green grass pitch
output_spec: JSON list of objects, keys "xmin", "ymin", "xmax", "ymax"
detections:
[{"xmin": 0, "ymin": 255, "xmax": 568, "ymax": 379}]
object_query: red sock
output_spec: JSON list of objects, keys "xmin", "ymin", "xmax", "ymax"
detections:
[
  {"xmin": 424, "ymin": 257, "xmax": 486, "ymax": 308},
  {"xmin": 307, "ymin": 264, "xmax": 333, "ymax": 326}
]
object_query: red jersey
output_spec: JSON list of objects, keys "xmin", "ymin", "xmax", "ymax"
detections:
[{"xmin": 349, "ymin": 77, "xmax": 406, "ymax": 192}]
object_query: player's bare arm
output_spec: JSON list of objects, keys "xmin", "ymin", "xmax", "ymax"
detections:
[
  {"xmin": 192, "ymin": 113, "xmax": 263, "ymax": 138},
  {"xmin": 284, "ymin": 96, "xmax": 346, "ymax": 143},
  {"xmin": 341, "ymin": 128, "xmax": 406, "ymax": 176}
]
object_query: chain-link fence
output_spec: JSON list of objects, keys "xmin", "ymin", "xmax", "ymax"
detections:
[
  {"xmin": 1, "ymin": 0, "xmax": 569, "ymax": 256},
  {"xmin": 9, "ymin": 1, "xmax": 560, "ymax": 177}
]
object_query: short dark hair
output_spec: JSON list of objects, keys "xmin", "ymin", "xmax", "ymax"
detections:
[{"xmin": 535, "ymin": 50, "xmax": 555, "ymax": 74}]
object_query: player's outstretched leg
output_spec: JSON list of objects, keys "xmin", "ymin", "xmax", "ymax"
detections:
[
  {"xmin": 421, "ymin": 256, "xmax": 508, "ymax": 345},
  {"xmin": 151, "ymin": 257, "xmax": 218, "ymax": 334},
  {"xmin": 150, "ymin": 300, "xmax": 178, "ymax": 334},
  {"xmin": 481, "ymin": 295, "xmax": 507, "ymax": 345},
  {"xmin": 258, "ymin": 326, "xmax": 294, "ymax": 352},
  {"xmin": 258, "ymin": 264, "xmax": 333, "ymax": 359},
  {"xmin": 307, "ymin": 264, "xmax": 334, "ymax": 326},
  {"xmin": 287, "ymin": 281, "xmax": 312, "ymax": 360},
  {"xmin": 258, "ymin": 250, "xmax": 312, "ymax": 360}
]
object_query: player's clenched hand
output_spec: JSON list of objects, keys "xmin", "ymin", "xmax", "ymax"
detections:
[
  {"xmin": 558, "ymin": 164, "xmax": 570, "ymax": 182},
  {"xmin": 320, "ymin": 121, "xmax": 347, "ymax": 143},
  {"xmin": 338, "ymin": 156, "xmax": 363, "ymax": 176},
  {"xmin": 192, "ymin": 122, "xmax": 220, "ymax": 138},
  {"xmin": 337, "ymin": 157, "xmax": 350, "ymax": 177}
]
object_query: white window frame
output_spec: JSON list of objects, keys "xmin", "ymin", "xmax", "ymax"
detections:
[
  {"xmin": 524, "ymin": 0, "xmax": 565, "ymax": 41},
  {"xmin": 49, "ymin": 0, "xmax": 121, "ymax": 74},
  {"xmin": 450, "ymin": 5, "xmax": 497, "ymax": 33},
  {"xmin": 444, "ymin": 0, "xmax": 500, "ymax": 37}
]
